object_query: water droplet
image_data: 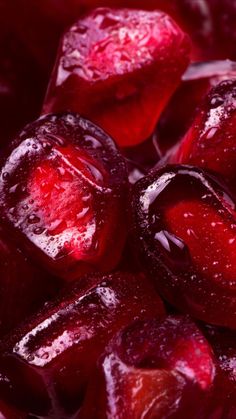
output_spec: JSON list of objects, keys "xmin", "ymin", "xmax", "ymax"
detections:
[
  {"xmin": 41, "ymin": 352, "xmax": 49, "ymax": 360},
  {"xmin": 28, "ymin": 214, "xmax": 40, "ymax": 224},
  {"xmin": 33, "ymin": 227, "xmax": 44, "ymax": 235},
  {"xmin": 210, "ymin": 95, "xmax": 224, "ymax": 108},
  {"xmin": 2, "ymin": 172, "xmax": 9, "ymax": 180}
]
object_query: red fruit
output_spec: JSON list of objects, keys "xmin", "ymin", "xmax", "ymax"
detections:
[
  {"xmin": 171, "ymin": 79, "xmax": 236, "ymax": 192},
  {"xmin": 0, "ymin": 272, "xmax": 165, "ymax": 417},
  {"xmin": 79, "ymin": 316, "xmax": 215, "ymax": 419},
  {"xmin": 0, "ymin": 227, "xmax": 59, "ymax": 337},
  {"xmin": 0, "ymin": 113, "xmax": 128, "ymax": 280},
  {"xmin": 132, "ymin": 165, "xmax": 236, "ymax": 328},
  {"xmin": 158, "ymin": 60, "xmax": 236, "ymax": 151},
  {"xmin": 43, "ymin": 8, "xmax": 190, "ymax": 147}
]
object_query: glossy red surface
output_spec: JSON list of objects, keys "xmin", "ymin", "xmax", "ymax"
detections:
[
  {"xmin": 79, "ymin": 316, "xmax": 215, "ymax": 419},
  {"xmin": 132, "ymin": 165, "xmax": 236, "ymax": 328},
  {"xmin": 171, "ymin": 80, "xmax": 236, "ymax": 192},
  {"xmin": 0, "ymin": 113, "xmax": 128, "ymax": 280},
  {"xmin": 1, "ymin": 2, "xmax": 236, "ymax": 418},
  {"xmin": 0, "ymin": 272, "xmax": 165, "ymax": 417},
  {"xmin": 43, "ymin": 8, "xmax": 190, "ymax": 147}
]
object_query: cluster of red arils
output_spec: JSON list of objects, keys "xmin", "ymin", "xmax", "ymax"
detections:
[{"xmin": 1, "ymin": 1, "xmax": 236, "ymax": 418}]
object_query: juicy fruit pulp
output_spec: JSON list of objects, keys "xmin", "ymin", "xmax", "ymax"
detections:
[
  {"xmin": 43, "ymin": 8, "xmax": 191, "ymax": 147},
  {"xmin": 171, "ymin": 79, "xmax": 236, "ymax": 192},
  {"xmin": 132, "ymin": 165, "xmax": 236, "ymax": 328},
  {"xmin": 0, "ymin": 272, "xmax": 165, "ymax": 417},
  {"xmin": 79, "ymin": 316, "xmax": 215, "ymax": 419},
  {"xmin": 0, "ymin": 113, "xmax": 128, "ymax": 280}
]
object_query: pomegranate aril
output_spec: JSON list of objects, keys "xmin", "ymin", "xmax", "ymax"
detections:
[
  {"xmin": 158, "ymin": 60, "xmax": 236, "ymax": 151},
  {"xmin": 0, "ymin": 272, "xmax": 165, "ymax": 417},
  {"xmin": 132, "ymin": 165, "xmax": 236, "ymax": 328},
  {"xmin": 43, "ymin": 8, "xmax": 191, "ymax": 147},
  {"xmin": 80, "ymin": 316, "xmax": 215, "ymax": 419},
  {"xmin": 171, "ymin": 79, "xmax": 236, "ymax": 192},
  {"xmin": 0, "ymin": 113, "xmax": 128, "ymax": 280}
]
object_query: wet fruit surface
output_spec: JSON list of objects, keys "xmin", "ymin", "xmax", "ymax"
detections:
[
  {"xmin": 132, "ymin": 165, "xmax": 236, "ymax": 328},
  {"xmin": 2, "ymin": 2, "xmax": 236, "ymax": 418},
  {"xmin": 79, "ymin": 316, "xmax": 215, "ymax": 419},
  {"xmin": 0, "ymin": 272, "xmax": 165, "ymax": 417},
  {"xmin": 0, "ymin": 113, "xmax": 128, "ymax": 280},
  {"xmin": 43, "ymin": 8, "xmax": 190, "ymax": 147},
  {"xmin": 171, "ymin": 80, "xmax": 236, "ymax": 192}
]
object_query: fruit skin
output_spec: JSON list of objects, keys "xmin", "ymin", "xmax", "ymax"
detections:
[
  {"xmin": 0, "ymin": 272, "xmax": 165, "ymax": 418},
  {"xmin": 157, "ymin": 60, "xmax": 236, "ymax": 152},
  {"xmin": 170, "ymin": 79, "xmax": 236, "ymax": 193},
  {"xmin": 43, "ymin": 8, "xmax": 191, "ymax": 147},
  {"xmin": 132, "ymin": 164, "xmax": 236, "ymax": 328},
  {"xmin": 0, "ymin": 112, "xmax": 128, "ymax": 281},
  {"xmin": 79, "ymin": 316, "xmax": 216, "ymax": 419}
]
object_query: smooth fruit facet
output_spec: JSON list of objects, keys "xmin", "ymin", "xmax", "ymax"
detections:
[{"xmin": 132, "ymin": 165, "xmax": 236, "ymax": 328}]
